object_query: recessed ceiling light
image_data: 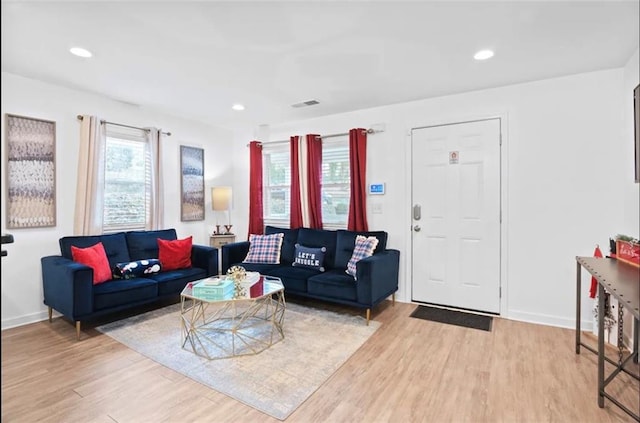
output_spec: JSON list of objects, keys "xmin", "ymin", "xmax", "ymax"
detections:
[
  {"xmin": 474, "ymin": 50, "xmax": 494, "ymax": 61},
  {"xmin": 70, "ymin": 47, "xmax": 92, "ymax": 58},
  {"xmin": 232, "ymin": 104, "xmax": 245, "ymax": 111}
]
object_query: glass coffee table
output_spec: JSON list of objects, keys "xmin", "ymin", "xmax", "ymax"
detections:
[{"xmin": 180, "ymin": 275, "xmax": 285, "ymax": 360}]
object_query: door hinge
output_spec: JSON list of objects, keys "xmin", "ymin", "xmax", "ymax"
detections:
[
  {"xmin": 499, "ymin": 132, "xmax": 502, "ymax": 146},
  {"xmin": 500, "ymin": 210, "xmax": 502, "ymax": 223},
  {"xmin": 499, "ymin": 287, "xmax": 502, "ymax": 298}
]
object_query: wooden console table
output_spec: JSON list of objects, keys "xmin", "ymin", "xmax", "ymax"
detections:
[{"xmin": 575, "ymin": 256, "xmax": 639, "ymax": 421}]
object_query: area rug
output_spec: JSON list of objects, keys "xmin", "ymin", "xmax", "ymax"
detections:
[
  {"xmin": 410, "ymin": 305, "xmax": 493, "ymax": 332},
  {"xmin": 96, "ymin": 302, "xmax": 380, "ymax": 420}
]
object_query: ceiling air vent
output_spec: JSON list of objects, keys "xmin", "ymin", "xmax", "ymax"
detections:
[{"xmin": 291, "ymin": 99, "xmax": 320, "ymax": 108}]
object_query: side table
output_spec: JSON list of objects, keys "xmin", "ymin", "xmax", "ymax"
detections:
[
  {"xmin": 211, "ymin": 234, "xmax": 236, "ymax": 274},
  {"xmin": 210, "ymin": 234, "xmax": 236, "ymax": 249}
]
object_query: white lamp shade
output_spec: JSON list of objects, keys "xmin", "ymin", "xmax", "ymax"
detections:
[{"xmin": 211, "ymin": 186, "xmax": 232, "ymax": 211}]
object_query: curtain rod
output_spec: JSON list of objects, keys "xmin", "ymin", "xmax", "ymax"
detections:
[
  {"xmin": 247, "ymin": 128, "xmax": 379, "ymax": 147},
  {"xmin": 76, "ymin": 115, "xmax": 172, "ymax": 136}
]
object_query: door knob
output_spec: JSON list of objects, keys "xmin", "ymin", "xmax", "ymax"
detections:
[{"xmin": 413, "ymin": 225, "xmax": 421, "ymax": 232}]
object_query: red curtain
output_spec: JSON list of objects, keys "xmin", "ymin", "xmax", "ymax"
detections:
[
  {"xmin": 348, "ymin": 128, "xmax": 368, "ymax": 231},
  {"xmin": 306, "ymin": 134, "xmax": 323, "ymax": 229},
  {"xmin": 248, "ymin": 141, "xmax": 264, "ymax": 236},
  {"xmin": 289, "ymin": 136, "xmax": 303, "ymax": 229}
]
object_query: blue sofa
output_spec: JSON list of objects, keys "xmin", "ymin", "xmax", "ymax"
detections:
[
  {"xmin": 41, "ymin": 229, "xmax": 218, "ymax": 339},
  {"xmin": 222, "ymin": 226, "xmax": 400, "ymax": 324}
]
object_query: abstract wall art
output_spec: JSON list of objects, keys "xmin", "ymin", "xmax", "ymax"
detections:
[
  {"xmin": 5, "ymin": 114, "xmax": 56, "ymax": 228},
  {"xmin": 180, "ymin": 145, "xmax": 205, "ymax": 221}
]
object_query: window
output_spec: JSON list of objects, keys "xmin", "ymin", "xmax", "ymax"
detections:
[
  {"xmin": 262, "ymin": 139, "xmax": 350, "ymax": 228},
  {"xmin": 103, "ymin": 127, "xmax": 152, "ymax": 232},
  {"xmin": 263, "ymin": 144, "xmax": 291, "ymax": 226},
  {"xmin": 321, "ymin": 140, "xmax": 350, "ymax": 228}
]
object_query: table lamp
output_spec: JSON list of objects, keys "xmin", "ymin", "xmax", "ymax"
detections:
[{"xmin": 211, "ymin": 186, "xmax": 233, "ymax": 235}]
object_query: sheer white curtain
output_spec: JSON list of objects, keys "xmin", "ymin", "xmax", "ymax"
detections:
[
  {"xmin": 147, "ymin": 128, "xmax": 164, "ymax": 230},
  {"xmin": 74, "ymin": 115, "xmax": 106, "ymax": 235},
  {"xmin": 297, "ymin": 135, "xmax": 311, "ymax": 226},
  {"xmin": 74, "ymin": 116, "xmax": 164, "ymax": 235}
]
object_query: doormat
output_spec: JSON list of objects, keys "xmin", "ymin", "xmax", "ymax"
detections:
[{"xmin": 410, "ymin": 305, "xmax": 493, "ymax": 332}]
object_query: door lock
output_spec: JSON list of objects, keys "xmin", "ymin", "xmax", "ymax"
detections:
[
  {"xmin": 413, "ymin": 225, "xmax": 421, "ymax": 232},
  {"xmin": 413, "ymin": 204, "xmax": 421, "ymax": 220}
]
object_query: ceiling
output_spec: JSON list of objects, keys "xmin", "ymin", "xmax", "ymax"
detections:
[{"xmin": 2, "ymin": 1, "xmax": 639, "ymax": 131}]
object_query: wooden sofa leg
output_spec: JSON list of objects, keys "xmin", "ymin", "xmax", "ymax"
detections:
[
  {"xmin": 76, "ymin": 321, "xmax": 81, "ymax": 340},
  {"xmin": 48, "ymin": 306, "xmax": 53, "ymax": 323},
  {"xmin": 392, "ymin": 293, "xmax": 395, "ymax": 306},
  {"xmin": 366, "ymin": 309, "xmax": 370, "ymax": 326}
]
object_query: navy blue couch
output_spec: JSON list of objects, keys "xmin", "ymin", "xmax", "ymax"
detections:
[
  {"xmin": 41, "ymin": 229, "xmax": 218, "ymax": 339},
  {"xmin": 222, "ymin": 226, "xmax": 400, "ymax": 324}
]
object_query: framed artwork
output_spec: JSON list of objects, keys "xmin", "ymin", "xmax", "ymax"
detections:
[
  {"xmin": 180, "ymin": 145, "xmax": 205, "ymax": 221},
  {"xmin": 5, "ymin": 114, "xmax": 56, "ymax": 228}
]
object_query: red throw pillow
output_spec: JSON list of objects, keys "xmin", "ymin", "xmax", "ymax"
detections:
[
  {"xmin": 158, "ymin": 236, "xmax": 192, "ymax": 270},
  {"xmin": 71, "ymin": 242, "xmax": 112, "ymax": 285}
]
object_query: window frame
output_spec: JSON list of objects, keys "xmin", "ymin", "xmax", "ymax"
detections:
[
  {"xmin": 102, "ymin": 126, "xmax": 152, "ymax": 233},
  {"xmin": 261, "ymin": 138, "xmax": 350, "ymax": 230},
  {"xmin": 319, "ymin": 137, "xmax": 350, "ymax": 230},
  {"xmin": 262, "ymin": 143, "xmax": 291, "ymax": 228}
]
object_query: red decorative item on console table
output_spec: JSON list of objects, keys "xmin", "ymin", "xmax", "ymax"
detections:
[{"xmin": 615, "ymin": 239, "xmax": 640, "ymax": 268}]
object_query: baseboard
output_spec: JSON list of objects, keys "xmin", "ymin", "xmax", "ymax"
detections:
[
  {"xmin": 581, "ymin": 331, "xmax": 635, "ymax": 355},
  {"xmin": 507, "ymin": 309, "xmax": 593, "ymax": 331},
  {"xmin": 623, "ymin": 332, "xmax": 632, "ymax": 350},
  {"xmin": 405, "ymin": 303, "xmax": 593, "ymax": 331},
  {"xmin": 1, "ymin": 309, "xmax": 57, "ymax": 331}
]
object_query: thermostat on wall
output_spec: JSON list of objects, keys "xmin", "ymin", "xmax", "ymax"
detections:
[{"xmin": 368, "ymin": 183, "xmax": 385, "ymax": 195}]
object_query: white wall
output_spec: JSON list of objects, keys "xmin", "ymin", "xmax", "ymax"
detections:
[
  {"xmin": 4, "ymin": 59, "xmax": 637, "ymax": 332},
  {"xmin": 234, "ymin": 67, "xmax": 633, "ymax": 330},
  {"xmin": 1, "ymin": 72, "xmax": 234, "ymax": 329},
  {"xmin": 619, "ymin": 48, "xmax": 640, "ymax": 346},
  {"xmin": 622, "ymin": 48, "xmax": 639, "ymax": 235}
]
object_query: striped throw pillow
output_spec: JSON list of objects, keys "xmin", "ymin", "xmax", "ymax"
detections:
[{"xmin": 243, "ymin": 233, "xmax": 284, "ymax": 264}]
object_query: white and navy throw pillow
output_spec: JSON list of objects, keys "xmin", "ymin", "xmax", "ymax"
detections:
[
  {"xmin": 292, "ymin": 244, "xmax": 326, "ymax": 272},
  {"xmin": 113, "ymin": 259, "xmax": 162, "ymax": 280}
]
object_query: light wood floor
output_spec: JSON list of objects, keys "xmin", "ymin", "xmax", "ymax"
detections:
[{"xmin": 2, "ymin": 299, "xmax": 639, "ymax": 423}]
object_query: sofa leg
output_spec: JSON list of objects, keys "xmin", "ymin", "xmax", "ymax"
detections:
[
  {"xmin": 366, "ymin": 309, "xmax": 370, "ymax": 326},
  {"xmin": 392, "ymin": 293, "xmax": 396, "ymax": 306},
  {"xmin": 76, "ymin": 321, "xmax": 81, "ymax": 340},
  {"xmin": 48, "ymin": 307, "xmax": 53, "ymax": 323}
]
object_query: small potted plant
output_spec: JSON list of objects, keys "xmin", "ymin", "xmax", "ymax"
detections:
[{"xmin": 613, "ymin": 234, "xmax": 640, "ymax": 267}]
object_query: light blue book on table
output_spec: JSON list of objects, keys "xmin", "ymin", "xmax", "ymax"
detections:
[{"xmin": 193, "ymin": 277, "xmax": 235, "ymax": 299}]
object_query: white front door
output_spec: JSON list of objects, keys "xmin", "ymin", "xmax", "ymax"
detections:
[{"xmin": 411, "ymin": 118, "xmax": 501, "ymax": 314}]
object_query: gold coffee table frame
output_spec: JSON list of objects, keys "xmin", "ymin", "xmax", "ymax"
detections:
[{"xmin": 180, "ymin": 275, "xmax": 286, "ymax": 360}]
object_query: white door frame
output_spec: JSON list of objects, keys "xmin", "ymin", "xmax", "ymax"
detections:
[{"xmin": 403, "ymin": 113, "xmax": 509, "ymax": 318}]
